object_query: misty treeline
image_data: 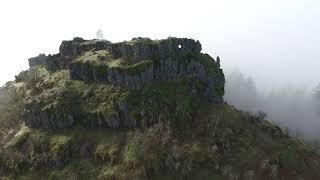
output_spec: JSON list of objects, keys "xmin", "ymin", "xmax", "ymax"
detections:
[{"xmin": 225, "ymin": 69, "xmax": 320, "ymax": 141}]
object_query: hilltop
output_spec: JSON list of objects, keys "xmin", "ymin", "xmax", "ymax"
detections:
[{"xmin": 0, "ymin": 37, "xmax": 319, "ymax": 180}]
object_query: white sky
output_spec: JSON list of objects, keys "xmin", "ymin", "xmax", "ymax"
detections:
[{"xmin": 0, "ymin": 0, "xmax": 319, "ymax": 91}]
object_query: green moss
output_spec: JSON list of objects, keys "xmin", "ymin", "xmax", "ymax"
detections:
[
  {"xmin": 48, "ymin": 159, "xmax": 99, "ymax": 180},
  {"xmin": 98, "ymin": 165, "xmax": 126, "ymax": 180},
  {"xmin": 72, "ymin": 49, "xmax": 147, "ymax": 71},
  {"xmin": 72, "ymin": 50, "xmax": 112, "ymax": 65},
  {"xmin": 25, "ymin": 80, "xmax": 86, "ymax": 127},
  {"xmin": 8, "ymin": 126, "xmax": 31, "ymax": 149},
  {"xmin": 39, "ymin": 70, "xmax": 70, "ymax": 89},
  {"xmin": 22, "ymin": 66, "xmax": 50, "ymax": 94},
  {"xmin": 110, "ymin": 60, "xmax": 153, "ymax": 75},
  {"xmin": 71, "ymin": 49, "xmax": 153, "ymax": 82},
  {"xmin": 35, "ymin": 80, "xmax": 85, "ymax": 107},
  {"xmin": 95, "ymin": 143, "xmax": 120, "ymax": 164},
  {"xmin": 80, "ymin": 84, "xmax": 129, "ymax": 125},
  {"xmin": 123, "ymin": 131, "xmax": 143, "ymax": 167},
  {"xmin": 49, "ymin": 135, "xmax": 72, "ymax": 155}
]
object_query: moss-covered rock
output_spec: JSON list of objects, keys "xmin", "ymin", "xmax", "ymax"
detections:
[
  {"xmin": 67, "ymin": 37, "xmax": 224, "ymax": 103},
  {"xmin": 6, "ymin": 126, "xmax": 31, "ymax": 149},
  {"xmin": 69, "ymin": 50, "xmax": 154, "ymax": 90},
  {"xmin": 2, "ymin": 36, "xmax": 320, "ymax": 179},
  {"xmin": 20, "ymin": 62, "xmax": 221, "ymax": 130},
  {"xmin": 26, "ymin": 37, "xmax": 224, "ymax": 107}
]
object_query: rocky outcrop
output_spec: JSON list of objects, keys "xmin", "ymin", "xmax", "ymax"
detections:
[
  {"xmin": 21, "ymin": 100, "xmax": 76, "ymax": 130},
  {"xmin": 110, "ymin": 37, "xmax": 202, "ymax": 60},
  {"xmin": 59, "ymin": 37, "xmax": 111, "ymax": 59},
  {"xmin": 70, "ymin": 61, "xmax": 154, "ymax": 90},
  {"xmin": 67, "ymin": 37, "xmax": 223, "ymax": 102},
  {"xmin": 28, "ymin": 37, "xmax": 112, "ymax": 70},
  {"xmin": 28, "ymin": 54, "xmax": 48, "ymax": 67},
  {"xmin": 28, "ymin": 54, "xmax": 66, "ymax": 70},
  {"xmin": 23, "ymin": 37, "xmax": 225, "ymax": 130},
  {"xmin": 154, "ymin": 56, "xmax": 224, "ymax": 103}
]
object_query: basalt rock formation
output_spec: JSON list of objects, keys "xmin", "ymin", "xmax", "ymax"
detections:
[
  {"xmin": 24, "ymin": 37, "xmax": 225, "ymax": 130},
  {"xmin": 29, "ymin": 38, "xmax": 112, "ymax": 70}
]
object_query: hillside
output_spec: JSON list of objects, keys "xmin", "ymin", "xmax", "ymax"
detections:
[{"xmin": 0, "ymin": 37, "xmax": 320, "ymax": 180}]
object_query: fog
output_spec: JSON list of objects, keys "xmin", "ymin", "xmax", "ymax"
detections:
[
  {"xmin": 0, "ymin": 0, "xmax": 319, "ymax": 138},
  {"xmin": 225, "ymin": 69, "xmax": 320, "ymax": 139}
]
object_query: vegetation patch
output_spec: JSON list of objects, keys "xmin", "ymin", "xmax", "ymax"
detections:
[
  {"xmin": 7, "ymin": 126, "xmax": 31, "ymax": 149},
  {"xmin": 127, "ymin": 79, "xmax": 202, "ymax": 130},
  {"xmin": 49, "ymin": 135, "xmax": 72, "ymax": 155},
  {"xmin": 95, "ymin": 143, "xmax": 120, "ymax": 164}
]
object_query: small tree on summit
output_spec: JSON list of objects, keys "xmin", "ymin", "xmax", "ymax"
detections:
[{"xmin": 96, "ymin": 29, "xmax": 104, "ymax": 40}]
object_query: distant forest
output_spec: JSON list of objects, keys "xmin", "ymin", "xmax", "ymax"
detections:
[{"xmin": 225, "ymin": 69, "xmax": 320, "ymax": 140}]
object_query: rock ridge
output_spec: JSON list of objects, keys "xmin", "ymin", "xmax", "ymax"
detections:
[{"xmin": 23, "ymin": 37, "xmax": 225, "ymax": 129}]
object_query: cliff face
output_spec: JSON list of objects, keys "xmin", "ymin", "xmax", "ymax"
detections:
[
  {"xmin": 24, "ymin": 37, "xmax": 225, "ymax": 130},
  {"xmin": 109, "ymin": 37, "xmax": 201, "ymax": 59},
  {"xmin": 59, "ymin": 37, "xmax": 111, "ymax": 58}
]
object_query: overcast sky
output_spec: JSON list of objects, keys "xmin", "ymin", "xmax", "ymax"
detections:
[{"xmin": 0, "ymin": 0, "xmax": 319, "ymax": 91}]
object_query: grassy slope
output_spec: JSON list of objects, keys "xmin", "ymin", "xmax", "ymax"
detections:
[{"xmin": 1, "ymin": 102, "xmax": 320, "ymax": 180}]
